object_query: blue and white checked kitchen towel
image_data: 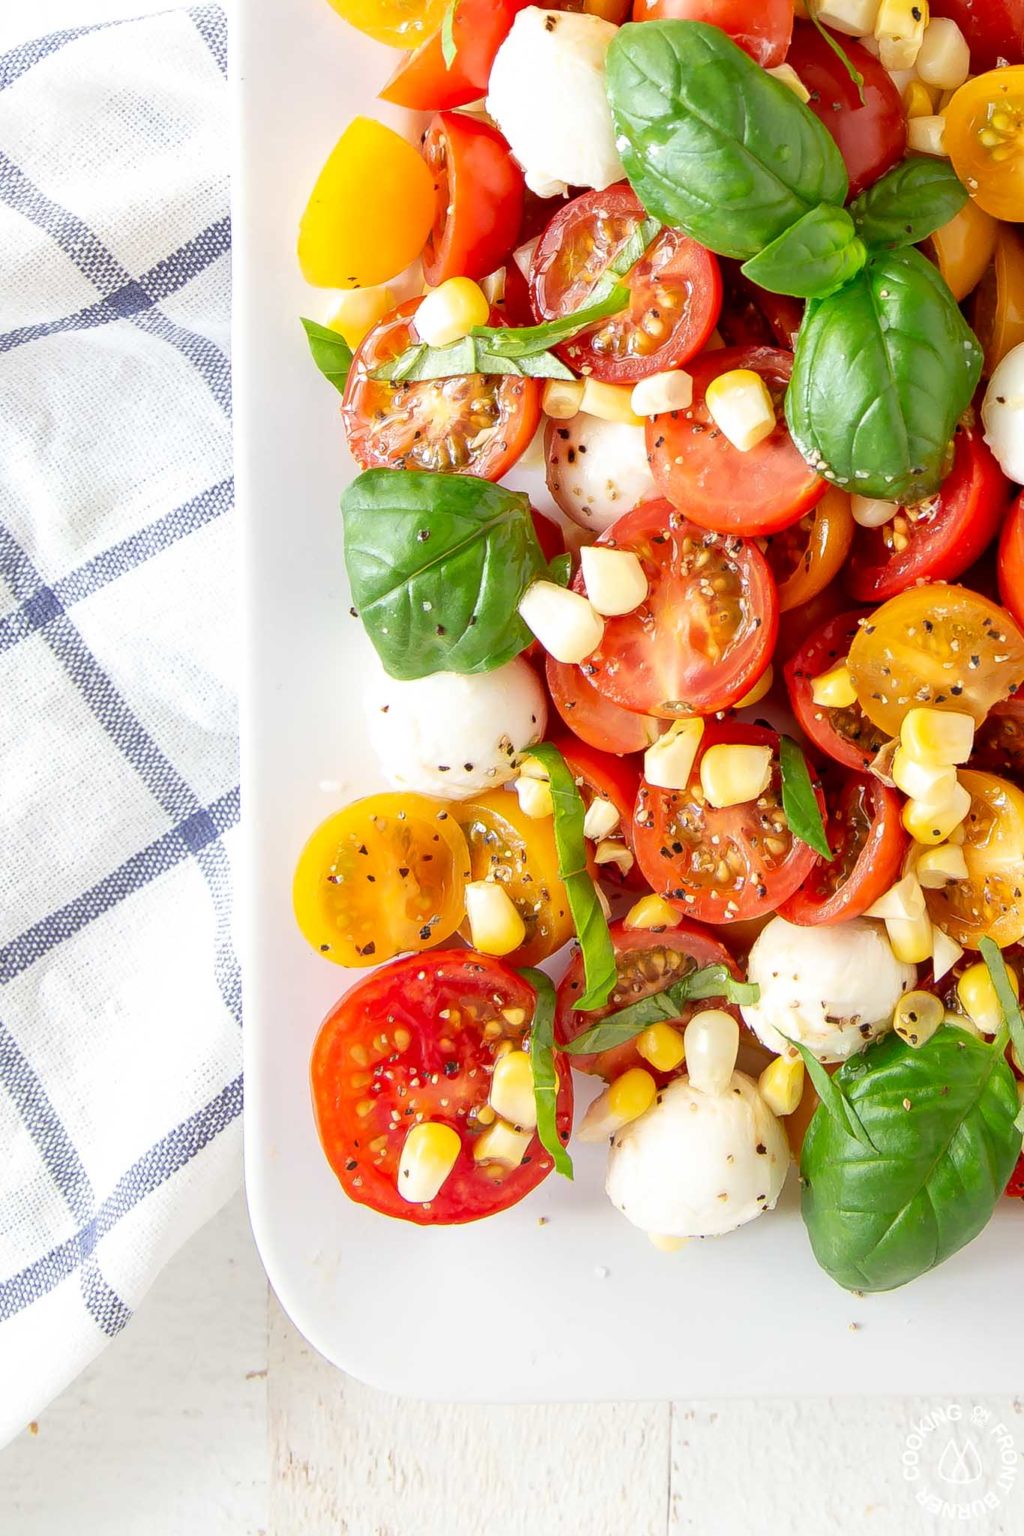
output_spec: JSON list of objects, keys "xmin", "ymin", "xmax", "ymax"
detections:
[{"xmin": 0, "ymin": 6, "xmax": 240, "ymax": 1444}]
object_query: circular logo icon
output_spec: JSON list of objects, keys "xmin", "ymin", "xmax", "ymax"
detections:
[{"xmin": 901, "ymin": 1404, "xmax": 1019, "ymax": 1520}]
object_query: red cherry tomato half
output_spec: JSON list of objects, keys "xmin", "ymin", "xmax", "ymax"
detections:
[
  {"xmin": 310, "ymin": 951, "xmax": 572, "ymax": 1225},
  {"xmin": 774, "ymin": 579, "xmax": 849, "ymax": 665},
  {"xmin": 1006, "ymin": 1150, "xmax": 1024, "ymax": 1198},
  {"xmin": 930, "ymin": 0, "xmax": 1024, "ymax": 71},
  {"xmin": 631, "ymin": 0, "xmax": 793, "ymax": 68},
  {"xmin": 784, "ymin": 609, "xmax": 890, "ymax": 773},
  {"xmin": 530, "ymin": 507, "xmax": 565, "ymax": 565},
  {"xmin": 998, "ymin": 489, "xmax": 1024, "ymax": 637},
  {"xmin": 848, "ymin": 421, "xmax": 1010, "ymax": 603},
  {"xmin": 647, "ymin": 346, "xmax": 826, "ymax": 537},
  {"xmin": 379, "ymin": 0, "xmax": 526, "ymax": 110},
  {"xmin": 785, "ymin": 23, "xmax": 907, "ymax": 199},
  {"xmin": 529, "ymin": 184, "xmax": 722, "ymax": 384},
  {"xmin": 421, "ymin": 112, "xmax": 524, "ymax": 286},
  {"xmin": 555, "ymin": 917, "xmax": 741, "ymax": 1081},
  {"xmin": 779, "ymin": 772, "xmax": 907, "ymax": 926},
  {"xmin": 717, "ymin": 263, "xmax": 804, "ymax": 351},
  {"xmin": 580, "ymin": 500, "xmax": 779, "ymax": 719},
  {"xmin": 552, "ymin": 734, "xmax": 644, "ymax": 889},
  {"xmin": 974, "ymin": 690, "xmax": 1024, "ymax": 778},
  {"xmin": 342, "ymin": 298, "xmax": 541, "ymax": 479},
  {"xmin": 633, "ymin": 723, "xmax": 823, "ymax": 923},
  {"xmin": 546, "ymin": 653, "xmax": 665, "ymax": 757}
]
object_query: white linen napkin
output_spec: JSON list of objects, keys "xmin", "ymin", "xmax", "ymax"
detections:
[{"xmin": 0, "ymin": 5, "xmax": 239, "ymax": 1445}]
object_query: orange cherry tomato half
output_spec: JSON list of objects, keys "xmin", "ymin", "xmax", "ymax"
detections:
[
  {"xmin": 545, "ymin": 652, "xmax": 666, "ymax": 757},
  {"xmin": 973, "ymin": 225, "xmax": 1024, "ymax": 375},
  {"xmin": 342, "ymin": 298, "xmax": 541, "ymax": 478},
  {"xmin": 451, "ymin": 790, "xmax": 575, "ymax": 965},
  {"xmin": 847, "ymin": 419, "xmax": 1010, "ymax": 603},
  {"xmin": 421, "ymin": 112, "xmax": 524, "ymax": 286},
  {"xmin": 631, "ymin": 0, "xmax": 793, "ymax": 68},
  {"xmin": 324, "ymin": 0, "xmax": 448, "ymax": 50},
  {"xmin": 945, "ymin": 67, "xmax": 1024, "ymax": 222},
  {"xmin": 925, "ymin": 771, "xmax": 1024, "ymax": 951},
  {"xmin": 765, "ymin": 487, "xmax": 854, "ymax": 613},
  {"xmin": 975, "ymin": 690, "xmax": 1024, "ymax": 778},
  {"xmin": 778, "ymin": 771, "xmax": 907, "ymax": 927},
  {"xmin": 380, "ymin": 0, "xmax": 526, "ymax": 110},
  {"xmin": 311, "ymin": 952, "xmax": 572, "ymax": 1224},
  {"xmin": 785, "ymin": 23, "xmax": 906, "ymax": 198},
  {"xmin": 632, "ymin": 722, "xmax": 823, "ymax": 923},
  {"xmin": 925, "ymin": 199, "xmax": 999, "ymax": 303},
  {"xmin": 292, "ymin": 793, "xmax": 471, "ymax": 967},
  {"xmin": 998, "ymin": 490, "xmax": 1024, "ymax": 636},
  {"xmin": 784, "ymin": 608, "xmax": 889, "ymax": 773},
  {"xmin": 529, "ymin": 184, "xmax": 722, "ymax": 385},
  {"xmin": 647, "ymin": 346, "xmax": 826, "ymax": 537},
  {"xmin": 579, "ymin": 500, "xmax": 779, "ymax": 720}
]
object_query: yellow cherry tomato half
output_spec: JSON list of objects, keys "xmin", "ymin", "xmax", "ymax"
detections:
[
  {"xmin": 973, "ymin": 225, "xmax": 1024, "ymax": 376},
  {"xmin": 298, "ymin": 117, "xmax": 435, "ymax": 289},
  {"xmin": 293, "ymin": 792, "xmax": 472, "ymax": 967},
  {"xmin": 324, "ymin": 0, "xmax": 447, "ymax": 49},
  {"xmin": 769, "ymin": 487, "xmax": 855, "ymax": 613},
  {"xmin": 452, "ymin": 790, "xmax": 575, "ymax": 967},
  {"xmin": 945, "ymin": 67, "xmax": 1024, "ymax": 222},
  {"xmin": 847, "ymin": 585, "xmax": 1024, "ymax": 738},
  {"xmin": 925, "ymin": 198, "xmax": 999, "ymax": 303},
  {"xmin": 926, "ymin": 771, "xmax": 1024, "ymax": 951}
]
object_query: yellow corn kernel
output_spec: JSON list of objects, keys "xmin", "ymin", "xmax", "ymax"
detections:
[
  {"xmin": 581, "ymin": 546, "xmax": 649, "ymax": 617},
  {"xmin": 580, "ymin": 377, "xmax": 644, "ymax": 426},
  {"xmin": 892, "ymin": 747, "xmax": 957, "ymax": 803},
  {"xmin": 735, "ymin": 664, "xmax": 774, "ymax": 709},
  {"xmin": 464, "ymin": 880, "xmax": 526, "ymax": 957},
  {"xmin": 473, "ymin": 1118, "xmax": 533, "ymax": 1169},
  {"xmin": 583, "ymin": 796, "xmax": 620, "ymax": 841},
  {"xmin": 629, "ymin": 369, "xmax": 694, "ymax": 417},
  {"xmin": 915, "ymin": 842, "xmax": 969, "ymax": 888},
  {"xmin": 851, "ymin": 495, "xmax": 899, "ymax": 528},
  {"xmin": 608, "ymin": 1067, "xmax": 658, "ymax": 1122},
  {"xmin": 684, "ymin": 1009, "xmax": 739, "ymax": 1096},
  {"xmin": 811, "ymin": 663, "xmax": 857, "ymax": 709},
  {"xmin": 397, "ymin": 1121, "xmax": 461, "ymax": 1204},
  {"xmin": 514, "ymin": 774, "xmax": 554, "ymax": 820},
  {"xmin": 705, "ymin": 368, "xmax": 776, "ymax": 452},
  {"xmin": 931, "ymin": 925, "xmax": 964, "ymax": 984},
  {"xmin": 957, "ymin": 961, "xmax": 1019, "ymax": 1036},
  {"xmin": 414, "ymin": 276, "xmax": 490, "ymax": 347},
  {"xmin": 542, "ymin": 377, "xmax": 585, "ymax": 420},
  {"xmin": 648, "ymin": 1233, "xmax": 689, "ymax": 1252},
  {"xmin": 865, "ymin": 872, "xmax": 927, "ymax": 921},
  {"xmin": 901, "ymin": 781, "xmax": 971, "ymax": 845},
  {"xmin": 489, "ymin": 1049, "xmax": 536, "ymax": 1130},
  {"xmin": 328, "ymin": 286, "xmax": 392, "ymax": 348},
  {"xmin": 643, "ymin": 717, "xmax": 705, "ymax": 791},
  {"xmin": 900, "ymin": 707, "xmax": 975, "ymax": 766},
  {"xmin": 904, "ymin": 79, "xmax": 938, "ymax": 118},
  {"xmin": 815, "ymin": 0, "xmax": 880, "ymax": 34},
  {"xmin": 758, "ymin": 1054, "xmax": 805, "ymax": 1118},
  {"xmin": 885, "ymin": 908, "xmax": 934, "ymax": 965},
  {"xmin": 875, "ymin": 0, "xmax": 928, "ymax": 71},
  {"xmin": 593, "ymin": 839, "xmax": 635, "ymax": 876},
  {"xmin": 767, "ymin": 64, "xmax": 810, "ymax": 103},
  {"xmin": 637, "ymin": 1022, "xmax": 686, "ymax": 1073},
  {"xmin": 893, "ymin": 989, "xmax": 945, "ymax": 1048},
  {"xmin": 624, "ymin": 894, "xmax": 683, "ymax": 931},
  {"xmin": 916, "ymin": 16, "xmax": 970, "ymax": 91},
  {"xmin": 699, "ymin": 742, "xmax": 773, "ymax": 808},
  {"xmin": 907, "ymin": 114, "xmax": 948, "ymax": 157}
]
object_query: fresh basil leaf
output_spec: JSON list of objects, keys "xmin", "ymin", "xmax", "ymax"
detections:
[
  {"xmin": 786, "ymin": 246, "xmax": 983, "ymax": 503},
  {"xmin": 806, "ymin": 2, "xmax": 865, "ymax": 103},
  {"xmin": 547, "ymin": 552, "xmax": 572, "ymax": 587},
  {"xmin": 525, "ymin": 744, "xmax": 617, "ymax": 1010},
  {"xmin": 585, "ymin": 215, "xmax": 662, "ymax": 308},
  {"xmin": 520, "ymin": 968, "xmax": 573, "ymax": 1180},
  {"xmin": 783, "ymin": 1035, "xmax": 875, "ymax": 1151},
  {"xmin": 440, "ymin": 0, "xmax": 457, "ymax": 69},
  {"xmin": 980, "ymin": 936, "xmax": 1024, "ymax": 1130},
  {"xmin": 800, "ymin": 1026, "xmax": 1021, "ymax": 1292},
  {"xmin": 605, "ymin": 20, "xmax": 848, "ymax": 261},
  {"xmin": 741, "ymin": 204, "xmax": 866, "ymax": 300},
  {"xmin": 373, "ymin": 335, "xmax": 575, "ymax": 383},
  {"xmin": 563, "ymin": 965, "xmax": 759, "ymax": 1055},
  {"xmin": 301, "ymin": 316, "xmax": 354, "ymax": 395},
  {"xmin": 779, "ymin": 736, "xmax": 832, "ymax": 860},
  {"xmin": 850, "ymin": 157, "xmax": 969, "ymax": 250},
  {"xmin": 477, "ymin": 285, "xmax": 631, "ymax": 359},
  {"xmin": 342, "ymin": 470, "xmax": 549, "ymax": 680}
]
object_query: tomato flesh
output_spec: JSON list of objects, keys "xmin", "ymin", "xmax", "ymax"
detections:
[
  {"xmin": 779, "ymin": 773, "xmax": 907, "ymax": 927},
  {"xmin": 342, "ymin": 298, "xmax": 540, "ymax": 479},
  {"xmin": 975, "ymin": 693, "xmax": 1024, "ymax": 778},
  {"xmin": 631, "ymin": 0, "xmax": 793, "ymax": 67},
  {"xmin": 452, "ymin": 790, "xmax": 574, "ymax": 965},
  {"xmin": 926, "ymin": 771, "xmax": 1024, "ymax": 951},
  {"xmin": 580, "ymin": 500, "xmax": 779, "ymax": 720},
  {"xmin": 632, "ymin": 723, "xmax": 822, "ymax": 923},
  {"xmin": 784, "ymin": 610, "xmax": 888, "ymax": 773},
  {"xmin": 421, "ymin": 113, "xmax": 524, "ymax": 286},
  {"xmin": 785, "ymin": 24, "xmax": 906, "ymax": 198},
  {"xmin": 647, "ymin": 346, "xmax": 826, "ymax": 537},
  {"xmin": 311, "ymin": 952, "xmax": 571, "ymax": 1224},
  {"xmin": 546, "ymin": 653, "xmax": 665, "ymax": 757}
]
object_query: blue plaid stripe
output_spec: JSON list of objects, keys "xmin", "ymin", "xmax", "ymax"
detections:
[{"xmin": 0, "ymin": 7, "xmax": 226, "ymax": 95}]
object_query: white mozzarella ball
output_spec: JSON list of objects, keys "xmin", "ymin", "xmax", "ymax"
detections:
[
  {"xmin": 741, "ymin": 916, "xmax": 916, "ymax": 1064},
  {"xmin": 983, "ymin": 342, "xmax": 1024, "ymax": 485},
  {"xmin": 365, "ymin": 656, "xmax": 547, "ymax": 800},
  {"xmin": 545, "ymin": 416, "xmax": 657, "ymax": 533},
  {"xmin": 486, "ymin": 9, "xmax": 626, "ymax": 198},
  {"xmin": 606, "ymin": 1073, "xmax": 790, "ymax": 1239}
]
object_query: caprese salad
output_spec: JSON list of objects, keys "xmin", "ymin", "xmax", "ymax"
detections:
[{"xmin": 294, "ymin": 0, "xmax": 1024, "ymax": 1293}]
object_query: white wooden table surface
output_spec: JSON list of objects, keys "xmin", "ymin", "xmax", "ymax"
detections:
[{"xmin": 3, "ymin": 4, "xmax": 1023, "ymax": 1532}]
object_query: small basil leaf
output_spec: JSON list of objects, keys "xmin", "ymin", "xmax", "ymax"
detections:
[
  {"xmin": 806, "ymin": 2, "xmax": 865, "ymax": 103},
  {"xmin": 563, "ymin": 965, "xmax": 759, "ymax": 1055},
  {"xmin": 520, "ymin": 968, "xmax": 573, "ymax": 1180},
  {"xmin": 525, "ymin": 744, "xmax": 617, "ymax": 1010},
  {"xmin": 786, "ymin": 246, "xmax": 983, "ymax": 503},
  {"xmin": 476, "ymin": 285, "xmax": 631, "ymax": 358},
  {"xmin": 301, "ymin": 316, "xmax": 354, "ymax": 395},
  {"xmin": 783, "ymin": 1035, "xmax": 875, "ymax": 1151},
  {"xmin": 779, "ymin": 736, "xmax": 832, "ymax": 860},
  {"xmin": 980, "ymin": 936, "xmax": 1024, "ymax": 1130},
  {"xmin": 800, "ymin": 1027, "xmax": 1021, "ymax": 1292},
  {"xmin": 373, "ymin": 335, "xmax": 574, "ymax": 383},
  {"xmin": 547, "ymin": 552, "xmax": 572, "ymax": 587},
  {"xmin": 741, "ymin": 203, "xmax": 866, "ymax": 299},
  {"xmin": 342, "ymin": 470, "xmax": 548, "ymax": 679},
  {"xmin": 606, "ymin": 20, "xmax": 848, "ymax": 261},
  {"xmin": 440, "ymin": 0, "xmax": 457, "ymax": 69},
  {"xmin": 850, "ymin": 157, "xmax": 969, "ymax": 250}
]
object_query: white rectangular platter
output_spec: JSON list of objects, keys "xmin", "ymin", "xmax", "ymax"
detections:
[{"xmin": 236, "ymin": 0, "xmax": 1024, "ymax": 1398}]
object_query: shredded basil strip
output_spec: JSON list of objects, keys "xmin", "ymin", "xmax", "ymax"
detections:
[
  {"xmin": 779, "ymin": 736, "xmax": 832, "ymax": 861},
  {"xmin": 440, "ymin": 0, "xmax": 457, "ymax": 68},
  {"xmin": 301, "ymin": 316, "xmax": 354, "ymax": 395},
  {"xmin": 806, "ymin": 1, "xmax": 865, "ymax": 103},
  {"xmin": 520, "ymin": 967, "xmax": 573, "ymax": 1179},
  {"xmin": 563, "ymin": 964, "xmax": 759, "ymax": 1055},
  {"xmin": 980, "ymin": 936, "xmax": 1024, "ymax": 1130},
  {"xmin": 784, "ymin": 1034, "xmax": 877, "ymax": 1150},
  {"xmin": 584, "ymin": 215, "xmax": 661, "ymax": 308},
  {"xmin": 525, "ymin": 744, "xmax": 617, "ymax": 1011}
]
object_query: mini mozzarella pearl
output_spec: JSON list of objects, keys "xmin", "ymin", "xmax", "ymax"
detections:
[
  {"xmin": 545, "ymin": 415, "xmax": 657, "ymax": 533},
  {"xmin": 983, "ymin": 343, "xmax": 1024, "ymax": 484}
]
